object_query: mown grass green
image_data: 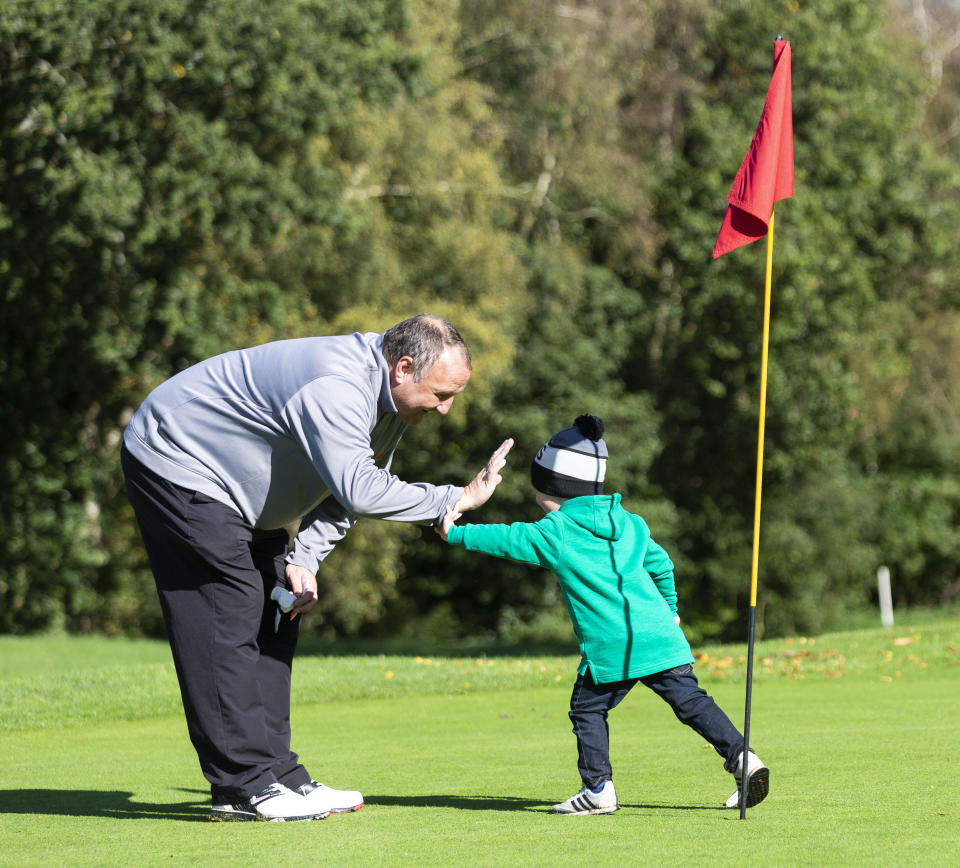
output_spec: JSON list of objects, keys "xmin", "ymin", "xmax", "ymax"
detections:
[{"xmin": 1, "ymin": 614, "xmax": 958, "ymax": 866}]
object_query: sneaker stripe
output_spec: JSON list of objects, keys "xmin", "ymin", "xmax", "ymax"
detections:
[
  {"xmin": 250, "ymin": 784, "xmax": 286, "ymax": 806},
  {"xmin": 553, "ymin": 784, "xmax": 618, "ymax": 815},
  {"xmin": 573, "ymin": 794, "xmax": 595, "ymax": 812}
]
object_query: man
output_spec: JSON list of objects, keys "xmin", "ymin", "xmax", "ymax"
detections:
[{"xmin": 121, "ymin": 314, "xmax": 513, "ymax": 822}]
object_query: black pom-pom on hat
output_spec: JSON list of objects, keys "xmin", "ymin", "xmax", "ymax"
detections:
[
  {"xmin": 574, "ymin": 414, "xmax": 604, "ymax": 441},
  {"xmin": 530, "ymin": 414, "xmax": 608, "ymax": 498}
]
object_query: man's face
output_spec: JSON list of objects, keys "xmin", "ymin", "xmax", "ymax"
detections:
[{"xmin": 390, "ymin": 346, "xmax": 471, "ymax": 425}]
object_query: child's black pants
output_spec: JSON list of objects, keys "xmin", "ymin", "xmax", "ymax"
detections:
[{"xmin": 568, "ymin": 664, "xmax": 745, "ymax": 789}]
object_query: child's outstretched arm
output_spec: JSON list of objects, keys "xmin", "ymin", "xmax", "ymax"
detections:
[{"xmin": 439, "ymin": 512, "xmax": 562, "ymax": 570}]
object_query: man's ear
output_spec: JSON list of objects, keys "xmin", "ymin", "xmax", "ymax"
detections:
[{"xmin": 393, "ymin": 356, "xmax": 414, "ymax": 385}]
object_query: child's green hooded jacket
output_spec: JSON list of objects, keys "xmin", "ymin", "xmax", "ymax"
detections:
[{"xmin": 446, "ymin": 493, "xmax": 693, "ymax": 683}]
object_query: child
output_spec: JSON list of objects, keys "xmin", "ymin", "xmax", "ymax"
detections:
[{"xmin": 439, "ymin": 415, "xmax": 769, "ymax": 814}]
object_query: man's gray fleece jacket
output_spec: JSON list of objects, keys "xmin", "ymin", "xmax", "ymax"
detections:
[{"xmin": 123, "ymin": 331, "xmax": 464, "ymax": 572}]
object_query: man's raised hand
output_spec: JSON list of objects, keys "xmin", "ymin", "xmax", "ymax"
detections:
[{"xmin": 456, "ymin": 438, "xmax": 514, "ymax": 512}]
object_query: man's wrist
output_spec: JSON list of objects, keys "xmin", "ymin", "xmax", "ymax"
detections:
[{"xmin": 441, "ymin": 488, "xmax": 468, "ymax": 521}]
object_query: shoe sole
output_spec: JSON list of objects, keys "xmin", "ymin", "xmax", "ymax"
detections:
[
  {"xmin": 209, "ymin": 809, "xmax": 329, "ymax": 822},
  {"xmin": 741, "ymin": 766, "xmax": 770, "ymax": 808},
  {"xmin": 258, "ymin": 813, "xmax": 329, "ymax": 822},
  {"xmin": 210, "ymin": 809, "xmax": 257, "ymax": 822},
  {"xmin": 551, "ymin": 805, "xmax": 619, "ymax": 815},
  {"xmin": 329, "ymin": 802, "xmax": 364, "ymax": 814}
]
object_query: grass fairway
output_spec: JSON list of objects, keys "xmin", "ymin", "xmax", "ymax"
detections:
[{"xmin": 1, "ymin": 615, "xmax": 958, "ymax": 866}]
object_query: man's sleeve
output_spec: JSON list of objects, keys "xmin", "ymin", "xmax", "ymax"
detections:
[
  {"xmin": 281, "ymin": 375, "xmax": 463, "ymax": 524},
  {"xmin": 286, "ymin": 498, "xmax": 357, "ymax": 572}
]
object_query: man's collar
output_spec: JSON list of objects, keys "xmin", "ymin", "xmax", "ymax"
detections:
[{"xmin": 373, "ymin": 333, "xmax": 399, "ymax": 416}]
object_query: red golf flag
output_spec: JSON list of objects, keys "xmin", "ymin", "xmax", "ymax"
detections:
[{"xmin": 713, "ymin": 39, "xmax": 794, "ymax": 259}]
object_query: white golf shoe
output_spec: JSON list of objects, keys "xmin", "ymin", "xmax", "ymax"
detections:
[
  {"xmin": 210, "ymin": 782, "xmax": 327, "ymax": 822},
  {"xmin": 724, "ymin": 750, "xmax": 770, "ymax": 808},
  {"xmin": 551, "ymin": 781, "xmax": 619, "ymax": 815},
  {"xmin": 296, "ymin": 780, "xmax": 364, "ymax": 814}
]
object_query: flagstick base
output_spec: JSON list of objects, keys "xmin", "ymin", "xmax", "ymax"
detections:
[{"xmin": 740, "ymin": 604, "xmax": 757, "ymax": 820}]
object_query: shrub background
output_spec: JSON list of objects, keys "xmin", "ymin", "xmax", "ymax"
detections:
[{"xmin": 2, "ymin": 0, "xmax": 959, "ymax": 641}]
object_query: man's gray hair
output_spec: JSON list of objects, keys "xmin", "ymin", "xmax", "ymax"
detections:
[{"xmin": 382, "ymin": 314, "xmax": 472, "ymax": 381}]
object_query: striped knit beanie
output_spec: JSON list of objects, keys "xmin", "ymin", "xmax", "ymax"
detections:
[{"xmin": 530, "ymin": 415, "xmax": 607, "ymax": 499}]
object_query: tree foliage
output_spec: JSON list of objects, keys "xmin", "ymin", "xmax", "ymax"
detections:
[{"xmin": 2, "ymin": 0, "xmax": 958, "ymax": 639}]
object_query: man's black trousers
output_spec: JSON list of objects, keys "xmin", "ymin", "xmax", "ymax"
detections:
[{"xmin": 121, "ymin": 445, "xmax": 312, "ymax": 802}]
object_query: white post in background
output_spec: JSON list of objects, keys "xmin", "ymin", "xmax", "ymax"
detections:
[{"xmin": 877, "ymin": 565, "xmax": 894, "ymax": 628}]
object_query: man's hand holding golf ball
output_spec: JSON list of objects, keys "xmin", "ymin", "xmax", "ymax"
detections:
[{"xmin": 283, "ymin": 564, "xmax": 319, "ymax": 616}]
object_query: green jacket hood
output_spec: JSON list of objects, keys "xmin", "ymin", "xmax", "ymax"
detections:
[{"xmin": 558, "ymin": 493, "xmax": 625, "ymax": 541}]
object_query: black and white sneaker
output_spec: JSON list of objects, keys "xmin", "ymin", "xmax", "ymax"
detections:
[
  {"xmin": 725, "ymin": 750, "xmax": 770, "ymax": 808},
  {"xmin": 551, "ymin": 781, "xmax": 619, "ymax": 815},
  {"xmin": 210, "ymin": 782, "xmax": 327, "ymax": 822},
  {"xmin": 296, "ymin": 780, "xmax": 364, "ymax": 814}
]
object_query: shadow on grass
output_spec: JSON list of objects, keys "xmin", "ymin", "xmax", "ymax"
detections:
[
  {"xmin": 0, "ymin": 789, "xmax": 731, "ymax": 820},
  {"xmin": 364, "ymin": 794, "xmax": 727, "ymax": 813},
  {"xmin": 627, "ymin": 803, "xmax": 729, "ymax": 812},
  {"xmin": 0, "ymin": 788, "xmax": 210, "ymax": 822},
  {"xmin": 365, "ymin": 794, "xmax": 549, "ymax": 812}
]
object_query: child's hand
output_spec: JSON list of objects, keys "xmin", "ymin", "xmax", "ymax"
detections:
[{"xmin": 435, "ymin": 504, "xmax": 462, "ymax": 542}]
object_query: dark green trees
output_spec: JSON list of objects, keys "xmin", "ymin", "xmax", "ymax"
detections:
[{"xmin": 2, "ymin": 0, "xmax": 957, "ymax": 639}]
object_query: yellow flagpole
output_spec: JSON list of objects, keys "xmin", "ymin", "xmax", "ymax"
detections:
[
  {"xmin": 739, "ymin": 207, "xmax": 775, "ymax": 819},
  {"xmin": 749, "ymin": 207, "xmax": 775, "ymax": 607}
]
